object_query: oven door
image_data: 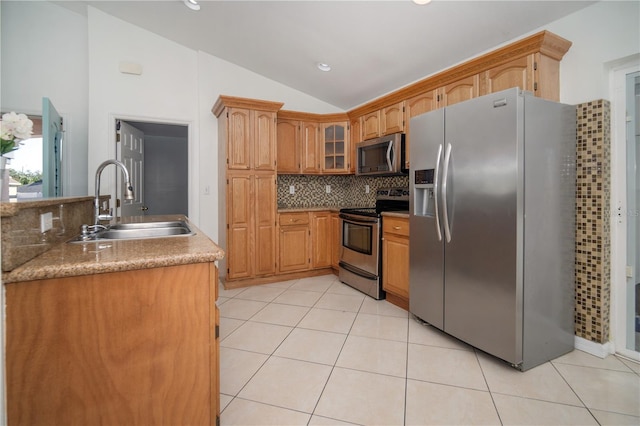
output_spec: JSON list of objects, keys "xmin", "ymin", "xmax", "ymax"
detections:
[{"xmin": 339, "ymin": 213, "xmax": 380, "ymax": 276}]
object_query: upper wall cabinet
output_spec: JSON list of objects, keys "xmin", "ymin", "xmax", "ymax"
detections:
[
  {"xmin": 349, "ymin": 116, "xmax": 362, "ymax": 174},
  {"xmin": 322, "ymin": 122, "xmax": 349, "ymax": 174},
  {"xmin": 405, "ymin": 90, "xmax": 440, "ymax": 169},
  {"xmin": 381, "ymin": 102, "xmax": 405, "ymax": 135},
  {"xmin": 276, "ymin": 116, "xmax": 321, "ymax": 174},
  {"xmin": 348, "ymin": 30, "xmax": 571, "ymax": 121},
  {"xmin": 301, "ymin": 121, "xmax": 321, "ymax": 174},
  {"xmin": 362, "ymin": 110, "xmax": 380, "ymax": 141},
  {"xmin": 360, "ymin": 101, "xmax": 406, "ymax": 141},
  {"xmin": 276, "ymin": 118, "xmax": 300, "ymax": 174},
  {"xmin": 480, "ymin": 55, "xmax": 533, "ymax": 96},
  {"xmin": 277, "ymin": 110, "xmax": 350, "ymax": 175},
  {"xmin": 439, "ymin": 74, "xmax": 480, "ymax": 107}
]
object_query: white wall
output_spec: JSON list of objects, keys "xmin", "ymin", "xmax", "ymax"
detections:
[
  {"xmin": 87, "ymin": 7, "xmax": 341, "ymax": 240},
  {"xmin": 87, "ymin": 7, "xmax": 200, "ymax": 225},
  {"xmin": 0, "ymin": 1, "xmax": 88, "ymax": 196},
  {"xmin": 542, "ymin": 0, "xmax": 640, "ymax": 105}
]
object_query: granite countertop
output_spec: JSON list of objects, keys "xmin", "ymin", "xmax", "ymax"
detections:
[
  {"xmin": 2, "ymin": 215, "xmax": 224, "ymax": 284},
  {"xmin": 382, "ymin": 211, "xmax": 410, "ymax": 218}
]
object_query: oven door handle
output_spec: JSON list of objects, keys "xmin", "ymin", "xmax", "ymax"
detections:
[
  {"xmin": 339, "ymin": 213, "xmax": 379, "ymax": 223},
  {"xmin": 339, "ymin": 261, "xmax": 378, "ymax": 280}
]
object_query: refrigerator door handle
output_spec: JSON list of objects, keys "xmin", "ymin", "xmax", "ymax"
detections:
[
  {"xmin": 442, "ymin": 143, "xmax": 452, "ymax": 242},
  {"xmin": 386, "ymin": 141, "xmax": 394, "ymax": 171},
  {"xmin": 433, "ymin": 144, "xmax": 443, "ymax": 241}
]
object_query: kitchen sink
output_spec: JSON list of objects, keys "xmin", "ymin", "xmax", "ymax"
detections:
[{"xmin": 70, "ymin": 220, "xmax": 195, "ymax": 242}]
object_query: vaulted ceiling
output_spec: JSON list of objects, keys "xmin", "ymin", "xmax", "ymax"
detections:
[{"xmin": 59, "ymin": 1, "xmax": 595, "ymax": 110}]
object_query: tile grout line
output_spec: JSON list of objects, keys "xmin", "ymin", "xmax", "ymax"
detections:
[
  {"xmin": 549, "ymin": 361, "xmax": 602, "ymax": 424},
  {"xmin": 308, "ymin": 279, "xmax": 367, "ymax": 425},
  {"xmin": 474, "ymin": 349, "xmax": 504, "ymax": 425},
  {"xmin": 220, "ymin": 277, "xmax": 332, "ymax": 423}
]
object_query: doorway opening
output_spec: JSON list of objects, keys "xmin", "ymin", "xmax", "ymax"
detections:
[
  {"xmin": 116, "ymin": 119, "xmax": 189, "ymax": 218},
  {"xmin": 611, "ymin": 57, "xmax": 640, "ymax": 362}
]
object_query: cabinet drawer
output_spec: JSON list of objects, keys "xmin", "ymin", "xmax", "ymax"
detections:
[
  {"xmin": 279, "ymin": 212, "xmax": 310, "ymax": 226},
  {"xmin": 383, "ymin": 216, "xmax": 409, "ymax": 237}
]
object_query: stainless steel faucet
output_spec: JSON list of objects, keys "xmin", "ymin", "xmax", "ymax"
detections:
[{"xmin": 94, "ymin": 159, "xmax": 135, "ymax": 224}]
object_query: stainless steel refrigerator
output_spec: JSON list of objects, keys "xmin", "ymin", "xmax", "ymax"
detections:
[{"xmin": 409, "ymin": 88, "xmax": 576, "ymax": 371}]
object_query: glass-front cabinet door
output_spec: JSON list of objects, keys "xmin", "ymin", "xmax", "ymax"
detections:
[{"xmin": 322, "ymin": 122, "xmax": 349, "ymax": 174}]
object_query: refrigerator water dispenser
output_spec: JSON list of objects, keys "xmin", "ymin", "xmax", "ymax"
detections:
[{"xmin": 414, "ymin": 169, "xmax": 435, "ymax": 217}]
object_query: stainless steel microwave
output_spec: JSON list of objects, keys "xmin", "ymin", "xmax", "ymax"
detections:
[{"xmin": 356, "ymin": 132, "xmax": 407, "ymax": 176}]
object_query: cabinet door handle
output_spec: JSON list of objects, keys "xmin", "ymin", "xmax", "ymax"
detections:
[{"xmin": 393, "ymin": 226, "xmax": 401, "ymax": 230}]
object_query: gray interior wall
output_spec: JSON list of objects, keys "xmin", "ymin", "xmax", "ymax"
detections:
[{"xmin": 144, "ymin": 135, "xmax": 188, "ymax": 216}]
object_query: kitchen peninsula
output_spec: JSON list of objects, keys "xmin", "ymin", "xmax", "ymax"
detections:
[{"xmin": 2, "ymin": 199, "xmax": 224, "ymax": 426}]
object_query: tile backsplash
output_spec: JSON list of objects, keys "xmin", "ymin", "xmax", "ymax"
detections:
[
  {"xmin": 277, "ymin": 174, "xmax": 409, "ymax": 209},
  {"xmin": 574, "ymin": 100, "xmax": 611, "ymax": 344}
]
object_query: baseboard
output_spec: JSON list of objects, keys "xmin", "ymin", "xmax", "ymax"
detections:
[{"xmin": 574, "ymin": 336, "xmax": 615, "ymax": 359}]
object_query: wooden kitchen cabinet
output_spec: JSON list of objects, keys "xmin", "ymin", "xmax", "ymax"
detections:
[
  {"xmin": 349, "ymin": 116, "xmax": 362, "ymax": 174},
  {"xmin": 361, "ymin": 101, "xmax": 405, "ymax": 140},
  {"xmin": 225, "ymin": 107, "xmax": 252, "ymax": 169},
  {"xmin": 278, "ymin": 210, "xmax": 337, "ymax": 275},
  {"xmin": 405, "ymin": 90, "xmax": 440, "ymax": 169},
  {"xmin": 279, "ymin": 212, "xmax": 310, "ymax": 273},
  {"xmin": 276, "ymin": 118, "xmax": 300, "ymax": 173},
  {"xmin": 382, "ymin": 215, "xmax": 409, "ymax": 310},
  {"xmin": 214, "ymin": 96, "xmax": 283, "ymax": 284},
  {"xmin": 226, "ymin": 173, "xmax": 252, "ymax": 279},
  {"xmin": 479, "ymin": 53, "xmax": 561, "ymax": 101},
  {"xmin": 331, "ymin": 211, "xmax": 341, "ymax": 269},
  {"xmin": 311, "ymin": 211, "xmax": 332, "ymax": 268},
  {"xmin": 276, "ymin": 117, "xmax": 321, "ymax": 174},
  {"xmin": 480, "ymin": 54, "xmax": 533, "ymax": 96},
  {"xmin": 322, "ymin": 122, "xmax": 349, "ymax": 174},
  {"xmin": 6, "ymin": 262, "xmax": 220, "ymax": 426},
  {"xmin": 439, "ymin": 74, "xmax": 481, "ymax": 107},
  {"xmin": 302, "ymin": 121, "xmax": 321, "ymax": 173},
  {"xmin": 381, "ymin": 101, "xmax": 405, "ymax": 135},
  {"xmin": 226, "ymin": 172, "xmax": 277, "ymax": 280},
  {"xmin": 277, "ymin": 110, "xmax": 351, "ymax": 176},
  {"xmin": 362, "ymin": 110, "xmax": 380, "ymax": 140},
  {"xmin": 224, "ymin": 107, "xmax": 277, "ymax": 171}
]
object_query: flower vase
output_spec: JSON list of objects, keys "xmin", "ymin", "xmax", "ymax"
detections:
[{"xmin": 1, "ymin": 156, "xmax": 9, "ymax": 201}]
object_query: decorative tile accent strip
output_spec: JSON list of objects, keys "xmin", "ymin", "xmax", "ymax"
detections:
[
  {"xmin": 277, "ymin": 175, "xmax": 409, "ymax": 209},
  {"xmin": 575, "ymin": 100, "xmax": 611, "ymax": 344}
]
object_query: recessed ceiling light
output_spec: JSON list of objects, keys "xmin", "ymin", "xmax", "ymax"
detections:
[
  {"xmin": 317, "ymin": 63, "xmax": 331, "ymax": 72},
  {"xmin": 412, "ymin": 0, "xmax": 432, "ymax": 4},
  {"xmin": 183, "ymin": 0, "xmax": 200, "ymax": 11}
]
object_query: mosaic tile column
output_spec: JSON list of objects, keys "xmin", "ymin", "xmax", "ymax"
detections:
[{"xmin": 575, "ymin": 100, "xmax": 611, "ymax": 344}]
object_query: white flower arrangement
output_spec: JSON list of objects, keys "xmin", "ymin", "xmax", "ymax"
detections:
[{"xmin": 1, "ymin": 112, "xmax": 34, "ymax": 157}]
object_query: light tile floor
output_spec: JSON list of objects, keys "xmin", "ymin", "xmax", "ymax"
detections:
[{"xmin": 218, "ymin": 274, "xmax": 640, "ymax": 425}]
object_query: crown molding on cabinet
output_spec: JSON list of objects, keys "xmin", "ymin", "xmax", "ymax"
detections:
[
  {"xmin": 278, "ymin": 110, "xmax": 349, "ymax": 123},
  {"xmin": 346, "ymin": 30, "xmax": 571, "ymax": 118},
  {"xmin": 212, "ymin": 95, "xmax": 284, "ymax": 117}
]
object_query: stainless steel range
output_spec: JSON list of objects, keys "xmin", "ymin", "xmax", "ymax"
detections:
[{"xmin": 339, "ymin": 187, "xmax": 409, "ymax": 299}]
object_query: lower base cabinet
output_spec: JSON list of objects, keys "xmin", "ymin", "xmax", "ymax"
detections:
[
  {"xmin": 5, "ymin": 262, "xmax": 220, "ymax": 426},
  {"xmin": 279, "ymin": 212, "xmax": 311, "ymax": 273},
  {"xmin": 278, "ymin": 211, "xmax": 335, "ymax": 275},
  {"xmin": 382, "ymin": 216, "xmax": 409, "ymax": 309}
]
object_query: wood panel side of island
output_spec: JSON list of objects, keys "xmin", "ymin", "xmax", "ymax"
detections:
[{"xmin": 5, "ymin": 262, "xmax": 219, "ymax": 426}]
